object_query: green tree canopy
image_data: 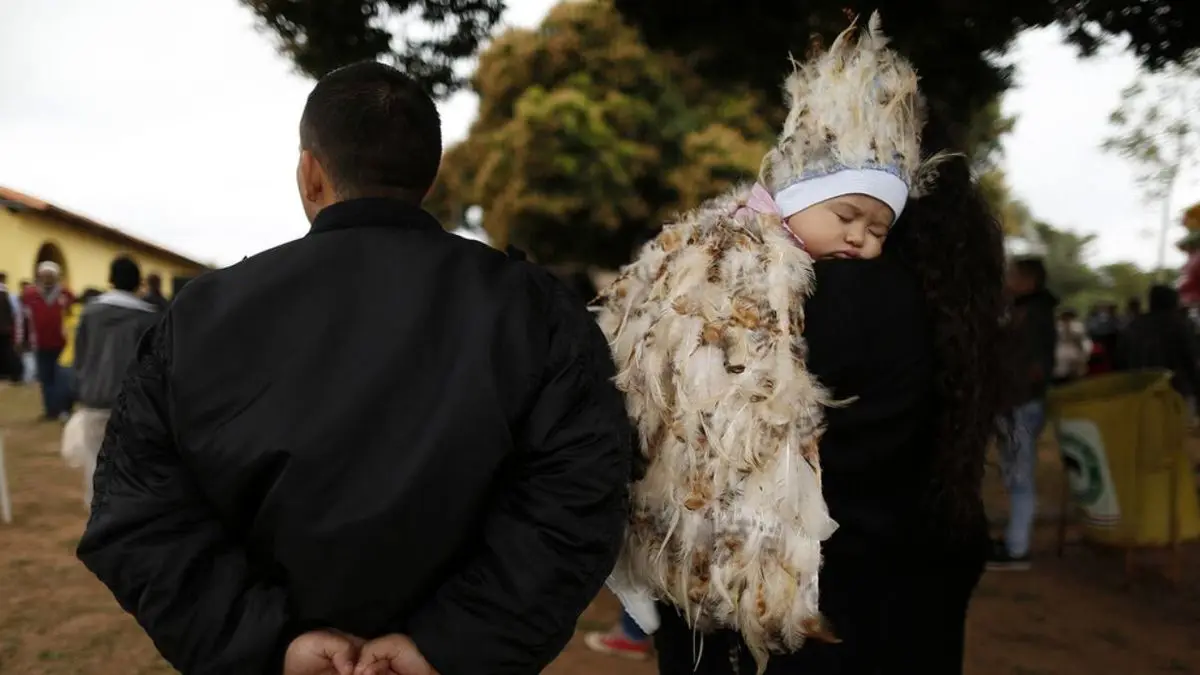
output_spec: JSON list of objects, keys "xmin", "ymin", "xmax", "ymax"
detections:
[
  {"xmin": 1028, "ymin": 220, "xmax": 1176, "ymax": 312},
  {"xmin": 240, "ymin": 0, "xmax": 504, "ymax": 97},
  {"xmin": 1103, "ymin": 57, "xmax": 1200, "ymax": 273},
  {"xmin": 424, "ymin": 0, "xmax": 773, "ymax": 267},
  {"xmin": 611, "ymin": 0, "xmax": 1200, "ymax": 149},
  {"xmin": 1034, "ymin": 221, "xmax": 1102, "ymax": 302},
  {"xmin": 979, "ymin": 170, "xmax": 1035, "ymax": 237},
  {"xmin": 241, "ymin": 1, "xmax": 1200, "ymax": 118}
]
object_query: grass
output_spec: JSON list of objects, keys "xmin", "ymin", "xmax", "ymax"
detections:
[{"xmin": 0, "ymin": 384, "xmax": 1198, "ymax": 674}]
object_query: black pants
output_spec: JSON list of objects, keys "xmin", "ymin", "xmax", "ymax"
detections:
[
  {"xmin": 655, "ymin": 554, "xmax": 984, "ymax": 675},
  {"xmin": 0, "ymin": 338, "xmax": 19, "ymax": 382}
]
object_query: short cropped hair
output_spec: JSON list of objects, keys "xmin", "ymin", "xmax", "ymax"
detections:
[
  {"xmin": 299, "ymin": 61, "xmax": 442, "ymax": 203},
  {"xmin": 109, "ymin": 256, "xmax": 142, "ymax": 293},
  {"xmin": 1013, "ymin": 257, "xmax": 1047, "ymax": 290}
]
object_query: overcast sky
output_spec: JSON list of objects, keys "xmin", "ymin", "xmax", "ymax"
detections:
[{"xmin": 0, "ymin": 0, "xmax": 1194, "ymax": 269}]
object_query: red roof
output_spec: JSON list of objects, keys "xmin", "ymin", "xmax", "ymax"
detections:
[{"xmin": 0, "ymin": 185, "xmax": 211, "ymax": 270}]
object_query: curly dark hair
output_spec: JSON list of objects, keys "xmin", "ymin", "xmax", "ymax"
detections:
[{"xmin": 884, "ymin": 118, "xmax": 1013, "ymax": 531}]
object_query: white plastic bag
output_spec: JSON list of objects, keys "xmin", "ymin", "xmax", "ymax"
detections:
[
  {"xmin": 62, "ymin": 408, "xmax": 110, "ymax": 508},
  {"xmin": 61, "ymin": 408, "xmax": 109, "ymax": 469}
]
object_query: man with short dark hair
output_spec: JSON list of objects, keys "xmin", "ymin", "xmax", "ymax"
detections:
[
  {"xmin": 77, "ymin": 61, "xmax": 632, "ymax": 675},
  {"xmin": 68, "ymin": 256, "xmax": 157, "ymax": 505},
  {"xmin": 142, "ymin": 273, "xmax": 169, "ymax": 311}
]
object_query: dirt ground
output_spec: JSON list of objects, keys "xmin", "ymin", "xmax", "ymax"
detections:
[{"xmin": 1, "ymin": 383, "xmax": 1198, "ymax": 674}]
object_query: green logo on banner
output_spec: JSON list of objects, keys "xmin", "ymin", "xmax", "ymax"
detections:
[{"xmin": 1058, "ymin": 431, "xmax": 1105, "ymax": 506}]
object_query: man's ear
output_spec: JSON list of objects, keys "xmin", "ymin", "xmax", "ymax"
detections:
[{"xmin": 298, "ymin": 149, "xmax": 331, "ymax": 204}]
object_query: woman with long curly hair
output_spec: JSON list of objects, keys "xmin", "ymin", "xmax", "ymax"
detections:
[
  {"xmin": 887, "ymin": 111, "xmax": 1013, "ymax": 547},
  {"xmin": 647, "ymin": 121, "xmax": 1011, "ymax": 675},
  {"xmin": 594, "ymin": 13, "xmax": 1011, "ymax": 674}
]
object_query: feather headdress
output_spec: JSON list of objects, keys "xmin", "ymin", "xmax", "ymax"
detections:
[
  {"xmin": 760, "ymin": 11, "xmax": 934, "ymax": 222},
  {"xmin": 597, "ymin": 12, "xmax": 928, "ymax": 674}
]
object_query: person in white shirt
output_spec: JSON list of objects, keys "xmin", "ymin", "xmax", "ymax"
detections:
[{"xmin": 1053, "ymin": 309, "xmax": 1092, "ymax": 384}]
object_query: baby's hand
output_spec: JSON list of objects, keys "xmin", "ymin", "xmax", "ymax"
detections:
[{"xmin": 353, "ymin": 634, "xmax": 438, "ymax": 675}]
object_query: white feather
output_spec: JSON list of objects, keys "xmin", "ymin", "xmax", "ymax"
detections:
[{"xmin": 595, "ymin": 184, "xmax": 838, "ymax": 675}]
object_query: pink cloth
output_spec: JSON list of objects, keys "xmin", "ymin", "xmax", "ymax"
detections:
[
  {"xmin": 736, "ymin": 183, "xmax": 803, "ymax": 247},
  {"xmin": 746, "ymin": 182, "xmax": 780, "ymax": 217}
]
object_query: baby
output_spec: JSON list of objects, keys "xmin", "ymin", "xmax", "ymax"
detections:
[
  {"xmin": 743, "ymin": 181, "xmax": 897, "ymax": 260},
  {"xmin": 594, "ymin": 11, "xmax": 941, "ymax": 674}
]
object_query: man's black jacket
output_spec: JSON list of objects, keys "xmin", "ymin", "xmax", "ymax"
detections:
[{"xmin": 76, "ymin": 198, "xmax": 633, "ymax": 675}]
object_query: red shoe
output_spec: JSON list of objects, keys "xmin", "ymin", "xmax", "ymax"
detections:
[{"xmin": 584, "ymin": 631, "xmax": 652, "ymax": 660}]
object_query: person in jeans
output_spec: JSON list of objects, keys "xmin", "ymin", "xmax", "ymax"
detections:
[
  {"xmin": 991, "ymin": 257, "xmax": 1057, "ymax": 570},
  {"xmin": 22, "ymin": 261, "xmax": 74, "ymax": 420}
]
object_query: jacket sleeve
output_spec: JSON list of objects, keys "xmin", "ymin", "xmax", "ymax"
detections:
[
  {"xmin": 76, "ymin": 312, "xmax": 295, "ymax": 675},
  {"xmin": 1036, "ymin": 305, "xmax": 1058, "ymax": 383},
  {"xmin": 73, "ymin": 311, "xmax": 89, "ymax": 381},
  {"xmin": 408, "ymin": 277, "xmax": 633, "ymax": 675}
]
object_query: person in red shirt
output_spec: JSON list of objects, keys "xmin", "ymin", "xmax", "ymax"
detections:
[
  {"xmin": 22, "ymin": 261, "xmax": 75, "ymax": 420},
  {"xmin": 1177, "ymin": 231, "xmax": 1200, "ymax": 308}
]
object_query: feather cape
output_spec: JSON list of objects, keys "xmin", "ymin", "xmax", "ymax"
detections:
[{"xmin": 595, "ymin": 184, "xmax": 838, "ymax": 672}]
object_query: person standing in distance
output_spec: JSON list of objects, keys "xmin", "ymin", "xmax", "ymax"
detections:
[{"xmin": 77, "ymin": 61, "xmax": 633, "ymax": 675}]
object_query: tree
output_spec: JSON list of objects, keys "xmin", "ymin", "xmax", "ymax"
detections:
[
  {"xmin": 611, "ymin": 0, "xmax": 1200, "ymax": 150},
  {"xmin": 966, "ymin": 98, "xmax": 1017, "ymax": 172},
  {"xmin": 1026, "ymin": 220, "xmax": 1173, "ymax": 311},
  {"xmin": 239, "ymin": 0, "xmax": 504, "ymax": 96},
  {"xmin": 1102, "ymin": 58, "xmax": 1200, "ymax": 275},
  {"xmin": 979, "ymin": 170, "xmax": 1036, "ymax": 237},
  {"xmin": 1033, "ymin": 221, "xmax": 1101, "ymax": 303},
  {"xmin": 240, "ymin": 1, "xmax": 1200, "ymax": 129},
  {"xmin": 967, "ymin": 97, "xmax": 1027, "ymax": 235},
  {"xmin": 423, "ymin": 0, "xmax": 771, "ymax": 267}
]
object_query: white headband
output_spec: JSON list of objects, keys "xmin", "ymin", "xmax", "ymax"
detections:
[
  {"xmin": 37, "ymin": 261, "xmax": 61, "ymax": 275},
  {"xmin": 774, "ymin": 168, "xmax": 909, "ymax": 222}
]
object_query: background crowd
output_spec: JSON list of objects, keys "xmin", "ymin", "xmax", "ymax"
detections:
[{"xmin": 0, "ymin": 263, "xmax": 170, "ymax": 421}]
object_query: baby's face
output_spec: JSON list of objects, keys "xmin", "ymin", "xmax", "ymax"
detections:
[{"xmin": 784, "ymin": 194, "xmax": 894, "ymax": 260}]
